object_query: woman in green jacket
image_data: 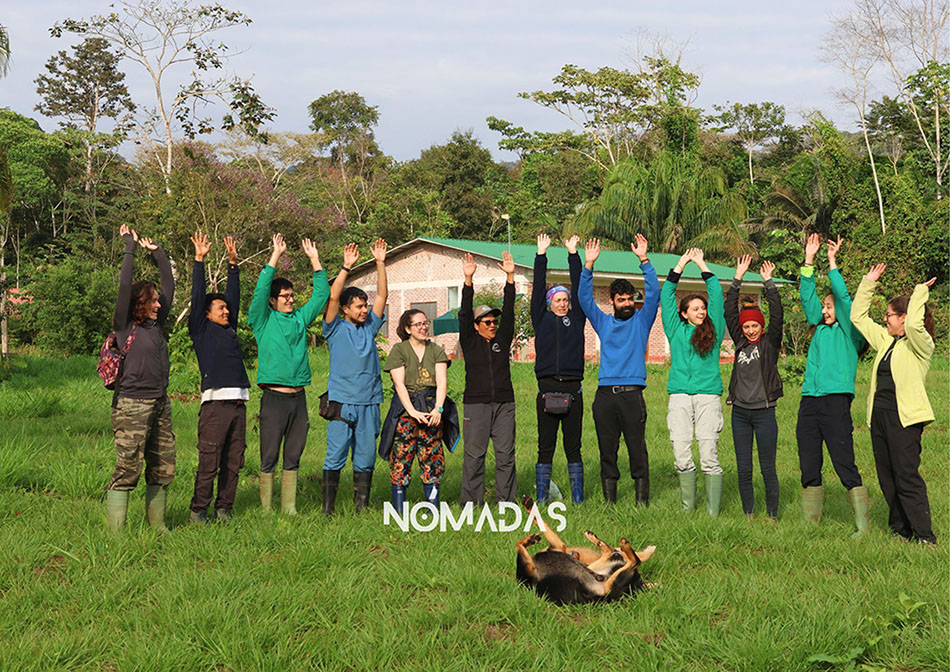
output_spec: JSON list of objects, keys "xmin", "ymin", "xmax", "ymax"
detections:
[
  {"xmin": 661, "ymin": 248, "xmax": 726, "ymax": 516},
  {"xmin": 851, "ymin": 264, "xmax": 937, "ymax": 544},
  {"xmin": 796, "ymin": 234, "xmax": 869, "ymax": 538}
]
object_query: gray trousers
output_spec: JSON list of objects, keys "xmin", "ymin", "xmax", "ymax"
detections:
[{"xmin": 461, "ymin": 401, "xmax": 517, "ymax": 505}]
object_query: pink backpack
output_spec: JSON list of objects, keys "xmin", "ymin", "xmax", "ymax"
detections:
[{"xmin": 97, "ymin": 326, "xmax": 137, "ymax": 389}]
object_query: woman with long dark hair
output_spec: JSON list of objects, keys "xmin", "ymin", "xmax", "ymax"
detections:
[
  {"xmin": 796, "ymin": 234, "xmax": 869, "ymax": 538},
  {"xmin": 660, "ymin": 248, "xmax": 727, "ymax": 516},
  {"xmin": 105, "ymin": 224, "xmax": 175, "ymax": 531},
  {"xmin": 851, "ymin": 264, "xmax": 937, "ymax": 544},
  {"xmin": 379, "ymin": 309, "xmax": 453, "ymax": 510}
]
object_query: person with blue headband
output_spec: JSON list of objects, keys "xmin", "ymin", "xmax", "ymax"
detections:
[{"xmin": 531, "ymin": 233, "xmax": 588, "ymax": 504}]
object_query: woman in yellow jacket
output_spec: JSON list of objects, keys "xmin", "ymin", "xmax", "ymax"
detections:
[{"xmin": 851, "ymin": 264, "xmax": 937, "ymax": 544}]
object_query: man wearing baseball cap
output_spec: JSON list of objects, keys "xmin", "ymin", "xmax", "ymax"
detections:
[{"xmin": 458, "ymin": 250, "xmax": 518, "ymax": 505}]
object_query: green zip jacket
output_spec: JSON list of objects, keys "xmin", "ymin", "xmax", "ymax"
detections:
[
  {"xmin": 248, "ymin": 265, "xmax": 330, "ymax": 387},
  {"xmin": 661, "ymin": 272, "xmax": 726, "ymax": 395},
  {"xmin": 851, "ymin": 278, "xmax": 934, "ymax": 427},
  {"xmin": 799, "ymin": 267, "xmax": 866, "ymax": 398}
]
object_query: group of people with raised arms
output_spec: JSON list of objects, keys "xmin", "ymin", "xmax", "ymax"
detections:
[{"xmin": 103, "ymin": 227, "xmax": 937, "ymax": 545}]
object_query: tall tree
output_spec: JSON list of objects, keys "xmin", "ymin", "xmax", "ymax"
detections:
[
  {"xmin": 711, "ymin": 101, "xmax": 786, "ymax": 184},
  {"xmin": 34, "ymin": 37, "xmax": 135, "ymax": 195},
  {"xmin": 51, "ymin": 0, "xmax": 273, "ymax": 194},
  {"xmin": 0, "ymin": 24, "xmax": 10, "ymax": 76},
  {"xmin": 307, "ymin": 90, "xmax": 384, "ymax": 224}
]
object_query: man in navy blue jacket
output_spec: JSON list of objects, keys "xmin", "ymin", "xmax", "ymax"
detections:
[
  {"xmin": 188, "ymin": 231, "xmax": 251, "ymax": 523},
  {"xmin": 531, "ymin": 233, "xmax": 587, "ymax": 504},
  {"xmin": 578, "ymin": 235, "xmax": 659, "ymax": 505}
]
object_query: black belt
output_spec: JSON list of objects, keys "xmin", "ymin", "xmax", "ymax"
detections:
[{"xmin": 600, "ymin": 385, "xmax": 644, "ymax": 394}]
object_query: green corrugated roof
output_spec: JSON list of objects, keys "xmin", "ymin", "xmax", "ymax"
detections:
[{"xmin": 420, "ymin": 237, "xmax": 787, "ymax": 284}]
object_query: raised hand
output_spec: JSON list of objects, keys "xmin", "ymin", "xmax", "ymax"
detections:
[
  {"xmin": 191, "ymin": 231, "xmax": 211, "ymax": 261},
  {"xmin": 223, "ymin": 235, "xmax": 238, "ymax": 264},
  {"xmin": 631, "ymin": 233, "xmax": 648, "ymax": 261},
  {"xmin": 804, "ymin": 233, "xmax": 821, "ymax": 265},
  {"xmin": 584, "ymin": 238, "xmax": 601, "ymax": 268},
  {"xmin": 371, "ymin": 238, "xmax": 388, "ymax": 263},
  {"xmin": 563, "ymin": 234, "xmax": 579, "ymax": 255},
  {"xmin": 865, "ymin": 263, "xmax": 886, "ymax": 283},
  {"xmin": 924, "ymin": 277, "xmax": 937, "ymax": 288},
  {"xmin": 735, "ymin": 254, "xmax": 753, "ymax": 280},
  {"xmin": 759, "ymin": 260, "xmax": 775, "ymax": 282},
  {"xmin": 826, "ymin": 235, "xmax": 843, "ymax": 270},
  {"xmin": 674, "ymin": 248, "xmax": 693, "ymax": 273},
  {"xmin": 537, "ymin": 233, "xmax": 551, "ymax": 255},
  {"xmin": 272, "ymin": 233, "xmax": 287, "ymax": 257},
  {"xmin": 498, "ymin": 250, "xmax": 515, "ymax": 276},
  {"xmin": 138, "ymin": 236, "xmax": 158, "ymax": 251},
  {"xmin": 690, "ymin": 248, "xmax": 705, "ymax": 265},
  {"xmin": 462, "ymin": 252, "xmax": 477, "ymax": 279},
  {"xmin": 119, "ymin": 224, "xmax": 138, "ymax": 242},
  {"xmin": 301, "ymin": 238, "xmax": 321, "ymax": 271},
  {"xmin": 343, "ymin": 243, "xmax": 360, "ymax": 269}
]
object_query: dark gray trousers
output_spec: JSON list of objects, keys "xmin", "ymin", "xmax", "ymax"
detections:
[{"xmin": 461, "ymin": 401, "xmax": 517, "ymax": 505}]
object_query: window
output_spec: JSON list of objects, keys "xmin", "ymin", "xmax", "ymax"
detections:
[
  {"xmin": 410, "ymin": 301, "xmax": 438, "ymax": 322},
  {"xmin": 447, "ymin": 286, "xmax": 459, "ymax": 310}
]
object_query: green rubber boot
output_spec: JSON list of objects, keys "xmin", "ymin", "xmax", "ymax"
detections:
[
  {"xmin": 106, "ymin": 490, "xmax": 129, "ymax": 532},
  {"xmin": 144, "ymin": 484, "xmax": 168, "ymax": 532},
  {"xmin": 802, "ymin": 485, "xmax": 824, "ymax": 524},
  {"xmin": 281, "ymin": 470, "xmax": 298, "ymax": 515},
  {"xmin": 849, "ymin": 485, "xmax": 870, "ymax": 539},
  {"xmin": 678, "ymin": 471, "xmax": 697, "ymax": 511},
  {"xmin": 705, "ymin": 473, "xmax": 723, "ymax": 517},
  {"xmin": 260, "ymin": 472, "xmax": 274, "ymax": 511}
]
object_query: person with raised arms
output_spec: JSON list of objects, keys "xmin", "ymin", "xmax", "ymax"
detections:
[
  {"xmin": 248, "ymin": 233, "xmax": 329, "ymax": 515},
  {"xmin": 851, "ymin": 264, "xmax": 937, "ymax": 545},
  {"xmin": 187, "ymin": 231, "xmax": 250, "ymax": 524},
  {"xmin": 796, "ymin": 234, "xmax": 869, "ymax": 538},
  {"xmin": 725, "ymin": 256, "xmax": 783, "ymax": 521},
  {"xmin": 531, "ymin": 233, "xmax": 587, "ymax": 504},
  {"xmin": 105, "ymin": 225, "xmax": 175, "ymax": 532},
  {"xmin": 320, "ymin": 240, "xmax": 389, "ymax": 515},
  {"xmin": 459, "ymin": 250, "xmax": 518, "ymax": 506},
  {"xmin": 578, "ymin": 235, "xmax": 659, "ymax": 505},
  {"xmin": 660, "ymin": 248, "xmax": 726, "ymax": 516}
]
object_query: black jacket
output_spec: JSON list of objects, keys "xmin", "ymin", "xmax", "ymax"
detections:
[
  {"xmin": 188, "ymin": 261, "xmax": 250, "ymax": 391},
  {"xmin": 531, "ymin": 252, "xmax": 586, "ymax": 381},
  {"xmin": 459, "ymin": 281, "xmax": 515, "ymax": 404},
  {"xmin": 378, "ymin": 389, "xmax": 460, "ymax": 460},
  {"xmin": 725, "ymin": 278, "xmax": 784, "ymax": 407}
]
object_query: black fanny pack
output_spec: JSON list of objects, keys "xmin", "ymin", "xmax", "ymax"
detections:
[
  {"xmin": 541, "ymin": 391, "xmax": 573, "ymax": 414},
  {"xmin": 319, "ymin": 391, "xmax": 352, "ymax": 425}
]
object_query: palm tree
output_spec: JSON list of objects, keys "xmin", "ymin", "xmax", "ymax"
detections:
[
  {"xmin": 0, "ymin": 25, "xmax": 10, "ymax": 77},
  {"xmin": 571, "ymin": 151, "xmax": 751, "ymax": 257}
]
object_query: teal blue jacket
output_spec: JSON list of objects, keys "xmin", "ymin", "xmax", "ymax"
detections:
[
  {"xmin": 799, "ymin": 267, "xmax": 866, "ymax": 398},
  {"xmin": 248, "ymin": 265, "xmax": 330, "ymax": 387},
  {"xmin": 661, "ymin": 272, "xmax": 726, "ymax": 395}
]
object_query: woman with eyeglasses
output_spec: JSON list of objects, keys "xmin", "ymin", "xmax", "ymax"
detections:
[
  {"xmin": 850, "ymin": 264, "xmax": 937, "ymax": 544},
  {"xmin": 379, "ymin": 309, "xmax": 457, "ymax": 510}
]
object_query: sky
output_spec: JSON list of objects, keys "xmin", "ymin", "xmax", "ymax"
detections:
[{"xmin": 2, "ymin": 0, "xmax": 873, "ymax": 162}]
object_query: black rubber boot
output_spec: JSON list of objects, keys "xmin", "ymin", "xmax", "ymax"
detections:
[
  {"xmin": 634, "ymin": 475, "xmax": 650, "ymax": 507},
  {"xmin": 353, "ymin": 471, "xmax": 373, "ymax": 513},
  {"xmin": 322, "ymin": 469, "xmax": 340, "ymax": 517},
  {"xmin": 602, "ymin": 478, "xmax": 618, "ymax": 504}
]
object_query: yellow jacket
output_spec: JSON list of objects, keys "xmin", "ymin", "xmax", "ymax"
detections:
[{"xmin": 851, "ymin": 279, "xmax": 934, "ymax": 428}]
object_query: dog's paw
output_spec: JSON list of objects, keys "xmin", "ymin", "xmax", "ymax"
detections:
[
  {"xmin": 619, "ymin": 538, "xmax": 632, "ymax": 555},
  {"xmin": 522, "ymin": 495, "xmax": 535, "ymax": 511},
  {"xmin": 525, "ymin": 533, "xmax": 542, "ymax": 546}
]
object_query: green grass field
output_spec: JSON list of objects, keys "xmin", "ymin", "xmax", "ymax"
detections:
[{"xmin": 0, "ymin": 351, "xmax": 946, "ymax": 671}]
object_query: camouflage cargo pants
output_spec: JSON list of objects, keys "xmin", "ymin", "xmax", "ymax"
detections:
[{"xmin": 107, "ymin": 396, "xmax": 176, "ymax": 491}]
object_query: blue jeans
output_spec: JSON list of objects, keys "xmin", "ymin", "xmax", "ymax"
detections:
[
  {"xmin": 324, "ymin": 403, "xmax": 381, "ymax": 472},
  {"xmin": 731, "ymin": 405, "xmax": 778, "ymax": 517}
]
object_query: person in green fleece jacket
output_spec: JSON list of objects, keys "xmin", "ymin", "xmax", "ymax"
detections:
[
  {"xmin": 851, "ymin": 264, "xmax": 937, "ymax": 544},
  {"xmin": 797, "ymin": 234, "xmax": 869, "ymax": 538},
  {"xmin": 248, "ymin": 233, "xmax": 330, "ymax": 514},
  {"xmin": 661, "ymin": 248, "xmax": 727, "ymax": 516}
]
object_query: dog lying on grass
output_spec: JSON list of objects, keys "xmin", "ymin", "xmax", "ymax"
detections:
[{"xmin": 516, "ymin": 495, "xmax": 656, "ymax": 605}]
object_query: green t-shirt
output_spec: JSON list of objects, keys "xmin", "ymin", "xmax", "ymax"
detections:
[{"xmin": 384, "ymin": 340, "xmax": 450, "ymax": 393}]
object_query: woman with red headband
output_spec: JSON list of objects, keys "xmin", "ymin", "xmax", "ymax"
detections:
[{"xmin": 725, "ymin": 256, "xmax": 783, "ymax": 520}]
